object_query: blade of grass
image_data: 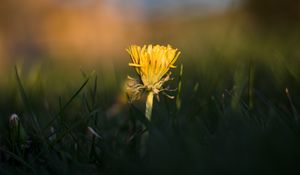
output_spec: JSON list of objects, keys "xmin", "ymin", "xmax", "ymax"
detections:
[
  {"xmin": 33, "ymin": 109, "xmax": 99, "ymax": 162},
  {"xmin": 285, "ymin": 88, "xmax": 300, "ymax": 120},
  {"xmin": 92, "ymin": 75, "xmax": 98, "ymax": 106},
  {"xmin": 248, "ymin": 59, "xmax": 255, "ymax": 111},
  {"xmin": 176, "ymin": 64, "xmax": 184, "ymax": 111},
  {"xmin": 92, "ymin": 75, "xmax": 99, "ymax": 126},
  {"xmin": 43, "ymin": 78, "xmax": 90, "ymax": 132},
  {"xmin": 253, "ymin": 88, "xmax": 299, "ymax": 133},
  {"xmin": 15, "ymin": 66, "xmax": 41, "ymax": 133},
  {"xmin": 49, "ymin": 109, "xmax": 99, "ymax": 147}
]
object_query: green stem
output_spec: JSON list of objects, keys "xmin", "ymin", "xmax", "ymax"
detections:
[{"xmin": 145, "ymin": 91, "xmax": 154, "ymax": 120}]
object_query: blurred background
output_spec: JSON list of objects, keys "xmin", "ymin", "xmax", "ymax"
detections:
[
  {"xmin": 1, "ymin": 0, "xmax": 300, "ymax": 113},
  {"xmin": 1, "ymin": 0, "xmax": 299, "ymax": 62},
  {"xmin": 1, "ymin": 0, "xmax": 300, "ymax": 109},
  {"xmin": 0, "ymin": 0, "xmax": 300, "ymax": 60},
  {"xmin": 0, "ymin": 0, "xmax": 232, "ymax": 63}
]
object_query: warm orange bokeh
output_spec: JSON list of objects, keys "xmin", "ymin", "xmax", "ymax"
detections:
[{"xmin": 0, "ymin": 0, "xmax": 148, "ymax": 64}]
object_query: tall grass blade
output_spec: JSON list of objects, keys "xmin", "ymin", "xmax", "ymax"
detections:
[
  {"xmin": 15, "ymin": 66, "xmax": 41, "ymax": 133},
  {"xmin": 248, "ymin": 60, "xmax": 254, "ymax": 112},
  {"xmin": 43, "ymin": 78, "xmax": 90, "ymax": 132},
  {"xmin": 285, "ymin": 88, "xmax": 300, "ymax": 120},
  {"xmin": 176, "ymin": 64, "xmax": 184, "ymax": 111}
]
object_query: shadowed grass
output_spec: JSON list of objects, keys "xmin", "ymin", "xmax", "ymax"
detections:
[{"xmin": 0, "ymin": 47, "xmax": 299, "ymax": 175}]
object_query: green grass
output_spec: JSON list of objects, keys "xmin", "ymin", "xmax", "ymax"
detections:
[
  {"xmin": 0, "ymin": 61, "xmax": 299, "ymax": 175},
  {"xmin": 0, "ymin": 35, "xmax": 300, "ymax": 174}
]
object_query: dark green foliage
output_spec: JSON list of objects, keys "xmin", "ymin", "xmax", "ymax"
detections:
[{"xmin": 0, "ymin": 55, "xmax": 299, "ymax": 175}]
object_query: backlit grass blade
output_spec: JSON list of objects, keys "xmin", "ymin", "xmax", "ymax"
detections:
[
  {"xmin": 176, "ymin": 64, "xmax": 184, "ymax": 111},
  {"xmin": 15, "ymin": 66, "xmax": 41, "ymax": 133}
]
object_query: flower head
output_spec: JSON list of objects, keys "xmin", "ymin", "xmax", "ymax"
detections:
[{"xmin": 126, "ymin": 44, "xmax": 180, "ymax": 100}]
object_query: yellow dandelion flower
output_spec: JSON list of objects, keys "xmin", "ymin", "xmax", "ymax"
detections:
[{"xmin": 126, "ymin": 44, "xmax": 181, "ymax": 120}]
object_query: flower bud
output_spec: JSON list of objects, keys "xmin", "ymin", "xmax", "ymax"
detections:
[{"xmin": 9, "ymin": 113, "xmax": 19, "ymax": 127}]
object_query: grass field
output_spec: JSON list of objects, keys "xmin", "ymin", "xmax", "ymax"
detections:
[{"xmin": 1, "ymin": 13, "xmax": 300, "ymax": 175}]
